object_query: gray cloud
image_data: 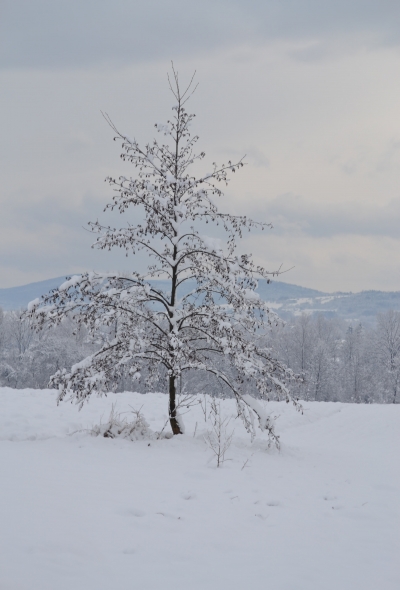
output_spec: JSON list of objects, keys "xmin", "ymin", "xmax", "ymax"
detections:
[
  {"xmin": 1, "ymin": 0, "xmax": 400, "ymax": 70},
  {"xmin": 0, "ymin": 189, "xmax": 151, "ymax": 281},
  {"xmin": 2, "ymin": 1, "xmax": 400, "ymax": 292},
  {"xmin": 0, "ymin": 191, "xmax": 112, "ymax": 233},
  {"xmin": 266, "ymin": 193, "xmax": 400, "ymax": 238},
  {"xmin": 376, "ymin": 140, "xmax": 400, "ymax": 173},
  {"xmin": 0, "ymin": 0, "xmax": 244, "ymax": 69}
]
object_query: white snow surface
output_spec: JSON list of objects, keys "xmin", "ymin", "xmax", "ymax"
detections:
[{"xmin": 0, "ymin": 388, "xmax": 398, "ymax": 590}]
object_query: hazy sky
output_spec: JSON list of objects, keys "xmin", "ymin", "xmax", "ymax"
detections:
[{"xmin": 1, "ymin": 0, "xmax": 400, "ymax": 292}]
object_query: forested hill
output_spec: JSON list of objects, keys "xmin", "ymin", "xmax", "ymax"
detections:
[{"xmin": 1, "ymin": 276, "xmax": 400, "ymax": 323}]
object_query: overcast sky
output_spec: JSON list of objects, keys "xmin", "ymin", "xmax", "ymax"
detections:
[{"xmin": 1, "ymin": 0, "xmax": 400, "ymax": 292}]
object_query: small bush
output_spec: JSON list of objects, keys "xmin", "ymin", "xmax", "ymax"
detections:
[{"xmin": 91, "ymin": 405, "xmax": 155, "ymax": 441}]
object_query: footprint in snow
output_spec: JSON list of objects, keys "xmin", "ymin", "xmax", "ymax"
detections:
[
  {"xmin": 156, "ymin": 512, "xmax": 183, "ymax": 520},
  {"xmin": 181, "ymin": 491, "xmax": 196, "ymax": 500},
  {"xmin": 125, "ymin": 509, "xmax": 145, "ymax": 518},
  {"xmin": 323, "ymin": 496, "xmax": 344, "ymax": 510}
]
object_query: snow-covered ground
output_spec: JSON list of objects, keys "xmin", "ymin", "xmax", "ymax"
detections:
[{"xmin": 0, "ymin": 388, "xmax": 398, "ymax": 590}]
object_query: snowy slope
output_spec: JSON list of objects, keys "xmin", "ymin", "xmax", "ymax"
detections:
[{"xmin": 0, "ymin": 389, "xmax": 398, "ymax": 590}]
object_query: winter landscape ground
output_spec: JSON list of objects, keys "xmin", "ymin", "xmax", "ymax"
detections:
[{"xmin": 0, "ymin": 388, "xmax": 398, "ymax": 590}]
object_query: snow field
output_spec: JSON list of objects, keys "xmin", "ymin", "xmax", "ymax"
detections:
[{"xmin": 0, "ymin": 388, "xmax": 399, "ymax": 590}]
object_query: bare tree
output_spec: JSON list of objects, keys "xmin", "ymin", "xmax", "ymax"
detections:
[
  {"xmin": 204, "ymin": 398, "xmax": 234, "ymax": 467},
  {"xmin": 7, "ymin": 310, "xmax": 34, "ymax": 355},
  {"xmin": 310, "ymin": 315, "xmax": 340, "ymax": 401}
]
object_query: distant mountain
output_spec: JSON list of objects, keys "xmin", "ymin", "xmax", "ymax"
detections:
[
  {"xmin": 1, "ymin": 275, "xmax": 400, "ymax": 324},
  {"xmin": 0, "ymin": 277, "xmax": 67, "ymax": 311},
  {"xmin": 265, "ymin": 287, "xmax": 400, "ymax": 324}
]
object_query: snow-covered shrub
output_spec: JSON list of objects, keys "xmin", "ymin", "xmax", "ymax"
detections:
[{"xmin": 91, "ymin": 405, "xmax": 154, "ymax": 441}]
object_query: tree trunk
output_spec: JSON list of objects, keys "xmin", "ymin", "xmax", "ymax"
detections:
[
  {"xmin": 168, "ymin": 226, "xmax": 182, "ymax": 434},
  {"xmin": 169, "ymin": 375, "xmax": 182, "ymax": 434}
]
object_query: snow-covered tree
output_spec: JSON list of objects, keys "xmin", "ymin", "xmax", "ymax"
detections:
[
  {"xmin": 342, "ymin": 324, "xmax": 366, "ymax": 403},
  {"xmin": 374, "ymin": 310, "xmax": 400, "ymax": 403},
  {"xmin": 27, "ymin": 68, "xmax": 300, "ymax": 440}
]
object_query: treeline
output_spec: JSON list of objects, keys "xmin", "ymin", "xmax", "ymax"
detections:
[
  {"xmin": 268, "ymin": 311, "xmax": 400, "ymax": 404},
  {"xmin": 0, "ymin": 308, "xmax": 398, "ymax": 403},
  {"xmin": 0, "ymin": 310, "xmax": 96, "ymax": 390}
]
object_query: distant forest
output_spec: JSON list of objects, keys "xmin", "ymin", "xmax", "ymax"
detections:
[{"xmin": 1, "ymin": 308, "xmax": 398, "ymax": 404}]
